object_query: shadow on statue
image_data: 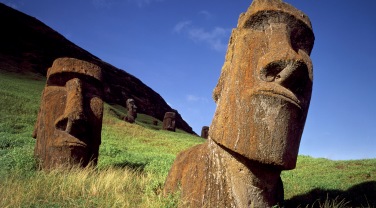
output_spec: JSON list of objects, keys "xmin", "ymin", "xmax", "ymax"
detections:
[{"xmin": 286, "ymin": 181, "xmax": 376, "ymax": 207}]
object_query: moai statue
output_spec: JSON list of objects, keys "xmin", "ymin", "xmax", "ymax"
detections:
[
  {"xmin": 153, "ymin": 119, "xmax": 158, "ymax": 126},
  {"xmin": 163, "ymin": 0, "xmax": 314, "ymax": 207},
  {"xmin": 124, "ymin": 98, "xmax": 137, "ymax": 123},
  {"xmin": 200, "ymin": 126, "xmax": 209, "ymax": 139},
  {"xmin": 162, "ymin": 112, "xmax": 176, "ymax": 132},
  {"xmin": 32, "ymin": 58, "xmax": 104, "ymax": 169}
]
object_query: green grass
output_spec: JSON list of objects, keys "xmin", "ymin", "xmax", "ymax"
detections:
[
  {"xmin": 0, "ymin": 71, "xmax": 375, "ymax": 207},
  {"xmin": 283, "ymin": 156, "xmax": 376, "ymax": 207},
  {"xmin": 0, "ymin": 71, "xmax": 45, "ymax": 175}
]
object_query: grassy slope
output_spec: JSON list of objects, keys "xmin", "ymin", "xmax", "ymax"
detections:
[
  {"xmin": 0, "ymin": 71, "xmax": 375, "ymax": 207},
  {"xmin": 283, "ymin": 156, "xmax": 376, "ymax": 207}
]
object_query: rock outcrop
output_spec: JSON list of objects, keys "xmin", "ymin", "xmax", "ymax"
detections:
[
  {"xmin": 164, "ymin": 0, "xmax": 315, "ymax": 206},
  {"xmin": 0, "ymin": 3, "xmax": 195, "ymax": 134}
]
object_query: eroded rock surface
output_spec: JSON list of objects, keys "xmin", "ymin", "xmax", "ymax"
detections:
[
  {"xmin": 33, "ymin": 58, "xmax": 104, "ymax": 169},
  {"xmin": 164, "ymin": 0, "xmax": 314, "ymax": 206}
]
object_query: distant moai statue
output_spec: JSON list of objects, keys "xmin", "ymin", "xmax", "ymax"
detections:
[
  {"xmin": 163, "ymin": 0, "xmax": 315, "ymax": 207},
  {"xmin": 153, "ymin": 119, "xmax": 158, "ymax": 126},
  {"xmin": 33, "ymin": 58, "xmax": 104, "ymax": 169},
  {"xmin": 124, "ymin": 98, "xmax": 137, "ymax": 123},
  {"xmin": 200, "ymin": 126, "xmax": 209, "ymax": 139},
  {"xmin": 163, "ymin": 112, "xmax": 176, "ymax": 132}
]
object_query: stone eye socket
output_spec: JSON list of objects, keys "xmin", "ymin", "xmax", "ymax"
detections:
[
  {"xmin": 290, "ymin": 26, "xmax": 314, "ymax": 55},
  {"xmin": 47, "ymin": 72, "xmax": 102, "ymax": 89},
  {"xmin": 245, "ymin": 11, "xmax": 314, "ymax": 55}
]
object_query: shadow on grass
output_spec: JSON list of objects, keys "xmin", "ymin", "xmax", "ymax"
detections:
[
  {"xmin": 113, "ymin": 161, "xmax": 147, "ymax": 172},
  {"xmin": 108, "ymin": 107, "xmax": 126, "ymax": 120},
  {"xmin": 285, "ymin": 181, "xmax": 376, "ymax": 207}
]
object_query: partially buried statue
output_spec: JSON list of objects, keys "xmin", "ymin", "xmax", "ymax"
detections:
[
  {"xmin": 163, "ymin": 0, "xmax": 314, "ymax": 207},
  {"xmin": 33, "ymin": 58, "xmax": 104, "ymax": 169},
  {"xmin": 163, "ymin": 112, "xmax": 176, "ymax": 132},
  {"xmin": 124, "ymin": 98, "xmax": 137, "ymax": 123},
  {"xmin": 201, "ymin": 126, "xmax": 209, "ymax": 139}
]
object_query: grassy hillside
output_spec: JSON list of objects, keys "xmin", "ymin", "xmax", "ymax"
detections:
[{"xmin": 0, "ymin": 71, "xmax": 375, "ymax": 207}]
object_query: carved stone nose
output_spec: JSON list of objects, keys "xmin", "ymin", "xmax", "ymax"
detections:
[
  {"xmin": 260, "ymin": 60, "xmax": 309, "ymax": 96},
  {"xmin": 257, "ymin": 23, "xmax": 310, "ymax": 97},
  {"xmin": 55, "ymin": 78, "xmax": 87, "ymax": 136}
]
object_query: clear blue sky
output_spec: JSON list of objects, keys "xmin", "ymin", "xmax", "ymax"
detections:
[{"xmin": 2, "ymin": 0, "xmax": 375, "ymax": 160}]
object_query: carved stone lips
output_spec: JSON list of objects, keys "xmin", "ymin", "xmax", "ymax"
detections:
[
  {"xmin": 251, "ymin": 84, "xmax": 302, "ymax": 110},
  {"xmin": 256, "ymin": 59, "xmax": 310, "ymax": 110},
  {"xmin": 55, "ymin": 131, "xmax": 88, "ymax": 148}
]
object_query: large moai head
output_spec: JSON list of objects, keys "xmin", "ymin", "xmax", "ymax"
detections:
[
  {"xmin": 163, "ymin": 112, "xmax": 176, "ymax": 132},
  {"xmin": 210, "ymin": 0, "xmax": 314, "ymax": 170},
  {"xmin": 33, "ymin": 58, "xmax": 104, "ymax": 169}
]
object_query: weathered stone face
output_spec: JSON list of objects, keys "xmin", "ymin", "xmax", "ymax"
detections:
[
  {"xmin": 33, "ymin": 58, "xmax": 103, "ymax": 169},
  {"xmin": 164, "ymin": 1, "xmax": 314, "ymax": 206},
  {"xmin": 210, "ymin": 0, "xmax": 314, "ymax": 170},
  {"xmin": 163, "ymin": 112, "xmax": 176, "ymax": 132},
  {"xmin": 201, "ymin": 126, "xmax": 209, "ymax": 139},
  {"xmin": 124, "ymin": 98, "xmax": 137, "ymax": 123}
]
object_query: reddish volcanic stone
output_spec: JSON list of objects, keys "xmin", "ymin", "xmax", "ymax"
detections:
[
  {"xmin": 163, "ymin": 112, "xmax": 176, "ymax": 132},
  {"xmin": 33, "ymin": 58, "xmax": 104, "ymax": 169},
  {"xmin": 164, "ymin": 0, "xmax": 314, "ymax": 206},
  {"xmin": 201, "ymin": 126, "xmax": 209, "ymax": 139}
]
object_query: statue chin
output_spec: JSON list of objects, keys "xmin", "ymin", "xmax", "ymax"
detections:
[
  {"xmin": 48, "ymin": 145, "xmax": 89, "ymax": 168},
  {"xmin": 247, "ymin": 93, "xmax": 305, "ymax": 169},
  {"xmin": 47, "ymin": 132, "xmax": 90, "ymax": 167}
]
